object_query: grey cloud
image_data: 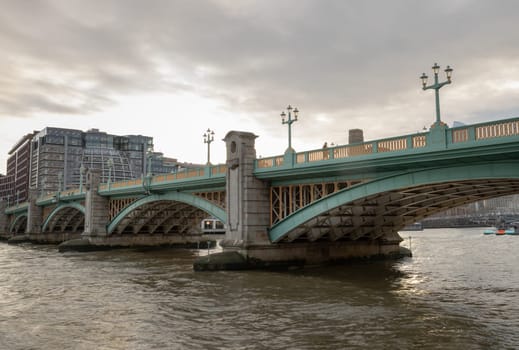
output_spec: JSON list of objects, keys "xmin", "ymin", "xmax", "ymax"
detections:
[{"xmin": 0, "ymin": 0, "xmax": 519, "ymax": 130}]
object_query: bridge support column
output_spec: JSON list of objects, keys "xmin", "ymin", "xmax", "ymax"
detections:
[
  {"xmin": 195, "ymin": 131, "xmax": 410, "ymax": 271},
  {"xmin": 27, "ymin": 188, "xmax": 42, "ymax": 236},
  {"xmin": 220, "ymin": 131, "xmax": 271, "ymax": 247},
  {"xmin": 0, "ymin": 200, "xmax": 8, "ymax": 239},
  {"xmin": 83, "ymin": 168, "xmax": 110, "ymax": 237}
]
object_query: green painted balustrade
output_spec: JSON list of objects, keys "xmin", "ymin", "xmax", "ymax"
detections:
[
  {"xmin": 4, "ymin": 116, "xmax": 519, "ymax": 213},
  {"xmin": 255, "ymin": 117, "xmax": 519, "ymax": 169}
]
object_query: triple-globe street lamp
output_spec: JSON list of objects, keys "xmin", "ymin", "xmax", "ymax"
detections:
[
  {"xmin": 145, "ymin": 143, "xmax": 154, "ymax": 193},
  {"xmin": 79, "ymin": 164, "xmax": 85, "ymax": 193},
  {"xmin": 106, "ymin": 158, "xmax": 114, "ymax": 185},
  {"xmin": 58, "ymin": 172, "xmax": 63, "ymax": 192},
  {"xmin": 420, "ymin": 63, "xmax": 453, "ymax": 127},
  {"xmin": 281, "ymin": 105, "xmax": 299, "ymax": 153},
  {"xmin": 204, "ymin": 129, "xmax": 215, "ymax": 165}
]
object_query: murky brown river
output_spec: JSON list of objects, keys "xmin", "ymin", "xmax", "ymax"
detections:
[{"xmin": 1, "ymin": 228, "xmax": 518, "ymax": 349}]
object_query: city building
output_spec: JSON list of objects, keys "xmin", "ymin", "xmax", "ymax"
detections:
[
  {"xmin": 1, "ymin": 127, "xmax": 201, "ymax": 202},
  {"xmin": 0, "ymin": 132, "xmax": 36, "ymax": 203}
]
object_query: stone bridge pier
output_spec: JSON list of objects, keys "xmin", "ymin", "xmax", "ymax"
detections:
[
  {"xmin": 219, "ymin": 131, "xmax": 271, "ymax": 249},
  {"xmin": 26, "ymin": 188, "xmax": 43, "ymax": 239},
  {"xmin": 83, "ymin": 168, "xmax": 110, "ymax": 239},
  {"xmin": 0, "ymin": 200, "xmax": 8, "ymax": 240},
  {"xmin": 195, "ymin": 131, "xmax": 407, "ymax": 271}
]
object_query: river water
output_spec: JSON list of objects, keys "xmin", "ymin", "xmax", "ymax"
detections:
[{"xmin": 0, "ymin": 228, "xmax": 518, "ymax": 349}]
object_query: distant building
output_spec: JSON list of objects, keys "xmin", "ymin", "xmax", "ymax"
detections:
[
  {"xmin": 348, "ymin": 129, "xmax": 364, "ymax": 144},
  {"xmin": 452, "ymin": 121, "xmax": 466, "ymax": 128},
  {"xmin": 0, "ymin": 132, "xmax": 36, "ymax": 203},
  {"xmin": 0, "ymin": 127, "xmax": 200, "ymax": 202}
]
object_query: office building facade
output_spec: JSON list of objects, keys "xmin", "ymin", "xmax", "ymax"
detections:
[
  {"xmin": 0, "ymin": 132, "xmax": 35, "ymax": 203},
  {"xmin": 1, "ymin": 127, "xmax": 194, "ymax": 202}
]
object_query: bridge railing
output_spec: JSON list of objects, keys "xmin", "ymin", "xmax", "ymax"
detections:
[
  {"xmin": 36, "ymin": 187, "xmax": 85, "ymax": 205},
  {"xmin": 256, "ymin": 116, "xmax": 519, "ymax": 169},
  {"xmin": 450, "ymin": 117, "xmax": 519, "ymax": 143},
  {"xmin": 99, "ymin": 164, "xmax": 227, "ymax": 191},
  {"xmin": 4, "ymin": 201, "xmax": 29, "ymax": 214},
  {"xmin": 256, "ymin": 132, "xmax": 429, "ymax": 168}
]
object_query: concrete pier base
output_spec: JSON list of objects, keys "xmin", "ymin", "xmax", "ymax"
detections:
[
  {"xmin": 29, "ymin": 232, "xmax": 82, "ymax": 244},
  {"xmin": 59, "ymin": 234, "xmax": 218, "ymax": 252},
  {"xmin": 194, "ymin": 240, "xmax": 411, "ymax": 271},
  {"xmin": 7, "ymin": 235, "xmax": 31, "ymax": 244}
]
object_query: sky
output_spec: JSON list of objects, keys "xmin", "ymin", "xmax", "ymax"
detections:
[{"xmin": 1, "ymin": 0, "xmax": 519, "ymax": 173}]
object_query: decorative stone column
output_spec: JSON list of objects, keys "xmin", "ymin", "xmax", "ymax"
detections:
[
  {"xmin": 26, "ymin": 188, "xmax": 42, "ymax": 234},
  {"xmin": 83, "ymin": 168, "xmax": 110, "ymax": 237},
  {"xmin": 220, "ymin": 131, "xmax": 271, "ymax": 248},
  {"xmin": 428, "ymin": 123, "xmax": 449, "ymax": 150}
]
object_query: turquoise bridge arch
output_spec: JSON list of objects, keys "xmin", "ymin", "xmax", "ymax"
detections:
[
  {"xmin": 269, "ymin": 161, "xmax": 519, "ymax": 243},
  {"xmin": 9, "ymin": 213, "xmax": 28, "ymax": 234},
  {"xmin": 42, "ymin": 202, "xmax": 86, "ymax": 233},
  {"xmin": 107, "ymin": 192, "xmax": 227, "ymax": 235}
]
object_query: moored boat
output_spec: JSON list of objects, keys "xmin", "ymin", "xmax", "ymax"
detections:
[
  {"xmin": 483, "ymin": 226, "xmax": 517, "ymax": 235},
  {"xmin": 201, "ymin": 217, "xmax": 226, "ymax": 234},
  {"xmin": 401, "ymin": 222, "xmax": 423, "ymax": 231}
]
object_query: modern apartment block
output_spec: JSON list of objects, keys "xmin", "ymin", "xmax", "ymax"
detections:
[
  {"xmin": 0, "ymin": 127, "xmax": 197, "ymax": 202},
  {"xmin": 0, "ymin": 132, "xmax": 36, "ymax": 204}
]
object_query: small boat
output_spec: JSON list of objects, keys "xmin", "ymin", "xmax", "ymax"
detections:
[
  {"xmin": 401, "ymin": 222, "xmax": 423, "ymax": 231},
  {"xmin": 201, "ymin": 217, "xmax": 226, "ymax": 234},
  {"xmin": 483, "ymin": 228, "xmax": 495, "ymax": 235},
  {"xmin": 483, "ymin": 226, "xmax": 517, "ymax": 235}
]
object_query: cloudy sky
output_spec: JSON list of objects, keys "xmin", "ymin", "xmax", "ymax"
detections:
[{"xmin": 1, "ymin": 0, "xmax": 519, "ymax": 173}]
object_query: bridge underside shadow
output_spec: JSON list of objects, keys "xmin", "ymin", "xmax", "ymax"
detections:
[
  {"xmin": 275, "ymin": 179, "xmax": 519, "ymax": 243},
  {"xmin": 107, "ymin": 192, "xmax": 226, "ymax": 237},
  {"xmin": 28, "ymin": 204, "xmax": 87, "ymax": 243},
  {"xmin": 9, "ymin": 215, "xmax": 27, "ymax": 236},
  {"xmin": 109, "ymin": 200, "xmax": 211, "ymax": 236},
  {"xmin": 269, "ymin": 163, "xmax": 519, "ymax": 243},
  {"xmin": 43, "ymin": 207, "xmax": 85, "ymax": 234}
]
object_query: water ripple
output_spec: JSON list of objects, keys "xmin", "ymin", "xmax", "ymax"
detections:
[{"xmin": 1, "ymin": 229, "xmax": 519, "ymax": 349}]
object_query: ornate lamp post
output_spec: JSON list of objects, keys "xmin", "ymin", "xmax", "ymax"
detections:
[
  {"xmin": 40, "ymin": 178, "xmax": 46, "ymax": 198},
  {"xmin": 58, "ymin": 172, "xmax": 63, "ymax": 192},
  {"xmin": 146, "ymin": 145, "xmax": 153, "ymax": 177},
  {"xmin": 106, "ymin": 158, "xmax": 114, "ymax": 187},
  {"xmin": 203, "ymin": 129, "xmax": 215, "ymax": 165},
  {"xmin": 281, "ymin": 105, "xmax": 299, "ymax": 153},
  {"xmin": 79, "ymin": 164, "xmax": 85, "ymax": 193},
  {"xmin": 420, "ymin": 63, "xmax": 453, "ymax": 127},
  {"xmin": 145, "ymin": 143, "xmax": 154, "ymax": 192}
]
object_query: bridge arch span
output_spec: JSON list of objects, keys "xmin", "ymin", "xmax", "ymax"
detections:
[
  {"xmin": 42, "ymin": 203, "xmax": 85, "ymax": 233},
  {"xmin": 9, "ymin": 213, "xmax": 28, "ymax": 235},
  {"xmin": 107, "ymin": 192, "xmax": 226, "ymax": 235},
  {"xmin": 269, "ymin": 161, "xmax": 519, "ymax": 243}
]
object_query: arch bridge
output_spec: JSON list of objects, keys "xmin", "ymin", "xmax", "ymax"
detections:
[{"xmin": 2, "ymin": 117, "xmax": 519, "ymax": 265}]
